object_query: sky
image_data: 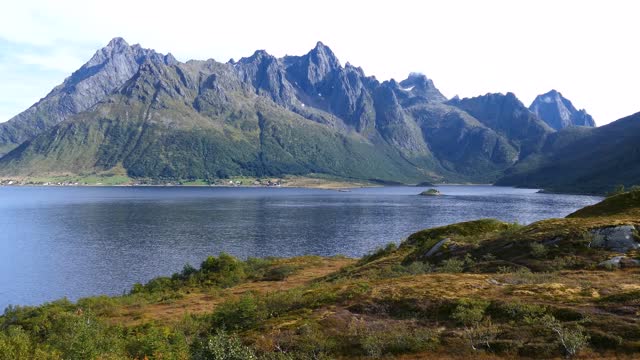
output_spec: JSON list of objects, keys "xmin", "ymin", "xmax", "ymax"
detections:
[{"xmin": 0, "ymin": 0, "xmax": 638, "ymax": 125}]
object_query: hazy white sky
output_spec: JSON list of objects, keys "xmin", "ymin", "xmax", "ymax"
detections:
[{"xmin": 1, "ymin": 0, "xmax": 638, "ymax": 125}]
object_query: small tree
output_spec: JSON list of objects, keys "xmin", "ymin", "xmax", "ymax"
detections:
[
  {"xmin": 452, "ymin": 299, "xmax": 497, "ymax": 350},
  {"xmin": 541, "ymin": 315, "xmax": 589, "ymax": 358}
]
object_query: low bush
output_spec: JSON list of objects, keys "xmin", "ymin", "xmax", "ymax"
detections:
[
  {"xmin": 191, "ymin": 330, "xmax": 257, "ymax": 360},
  {"xmin": 358, "ymin": 243, "xmax": 398, "ymax": 265},
  {"xmin": 437, "ymin": 258, "xmax": 465, "ymax": 273},
  {"xmin": 211, "ymin": 295, "xmax": 263, "ymax": 331},
  {"xmin": 529, "ymin": 242, "xmax": 548, "ymax": 258},
  {"xmin": 262, "ymin": 265, "xmax": 297, "ymax": 281},
  {"xmin": 348, "ymin": 319, "xmax": 438, "ymax": 357}
]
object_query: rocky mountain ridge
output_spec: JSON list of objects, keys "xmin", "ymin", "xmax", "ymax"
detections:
[{"xmin": 0, "ymin": 38, "xmax": 619, "ymax": 191}]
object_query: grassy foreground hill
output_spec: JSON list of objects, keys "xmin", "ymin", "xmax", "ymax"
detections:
[{"xmin": 2, "ymin": 191, "xmax": 640, "ymax": 359}]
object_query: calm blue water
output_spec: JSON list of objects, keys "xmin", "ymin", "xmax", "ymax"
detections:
[{"xmin": 0, "ymin": 185, "xmax": 601, "ymax": 309}]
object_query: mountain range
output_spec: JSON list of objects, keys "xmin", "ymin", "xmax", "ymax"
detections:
[{"xmin": 0, "ymin": 38, "xmax": 636, "ymax": 193}]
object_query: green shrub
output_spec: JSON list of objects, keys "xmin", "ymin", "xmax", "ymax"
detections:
[
  {"xmin": 452, "ymin": 298, "xmax": 490, "ymax": 325},
  {"xmin": 437, "ymin": 258, "xmax": 465, "ymax": 273},
  {"xmin": 349, "ymin": 320, "xmax": 438, "ymax": 357},
  {"xmin": 452, "ymin": 298, "xmax": 497, "ymax": 351},
  {"xmin": 404, "ymin": 261, "xmax": 434, "ymax": 275},
  {"xmin": 125, "ymin": 326, "xmax": 188, "ymax": 359},
  {"xmin": 358, "ymin": 243, "xmax": 397, "ymax": 265},
  {"xmin": 263, "ymin": 285, "xmax": 338, "ymax": 318},
  {"xmin": 211, "ymin": 294, "xmax": 264, "ymax": 331},
  {"xmin": 262, "ymin": 265, "xmax": 297, "ymax": 281},
  {"xmin": 269, "ymin": 322, "xmax": 335, "ymax": 358},
  {"xmin": 529, "ymin": 242, "xmax": 548, "ymax": 258},
  {"xmin": 200, "ymin": 253, "xmax": 247, "ymax": 288},
  {"xmin": 191, "ymin": 330, "xmax": 257, "ymax": 360},
  {"xmin": 589, "ymin": 329, "xmax": 623, "ymax": 349},
  {"xmin": 599, "ymin": 290, "xmax": 640, "ymax": 304},
  {"xmin": 76, "ymin": 296, "xmax": 119, "ymax": 317},
  {"xmin": 244, "ymin": 257, "xmax": 277, "ymax": 279},
  {"xmin": 541, "ymin": 315, "xmax": 589, "ymax": 358},
  {"xmin": 0, "ymin": 327, "xmax": 35, "ymax": 360}
]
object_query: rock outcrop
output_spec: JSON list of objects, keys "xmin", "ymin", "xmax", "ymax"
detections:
[
  {"xmin": 589, "ymin": 225, "xmax": 639, "ymax": 252},
  {"xmin": 598, "ymin": 256, "xmax": 640, "ymax": 268}
]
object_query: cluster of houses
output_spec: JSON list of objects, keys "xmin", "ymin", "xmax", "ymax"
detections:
[
  {"xmin": 0, "ymin": 179, "xmax": 81, "ymax": 186},
  {"xmin": 227, "ymin": 178, "xmax": 283, "ymax": 187},
  {"xmin": 0, "ymin": 178, "xmax": 286, "ymax": 187}
]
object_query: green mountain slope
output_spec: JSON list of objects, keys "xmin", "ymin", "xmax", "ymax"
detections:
[
  {"xmin": 497, "ymin": 112, "xmax": 640, "ymax": 194},
  {"xmin": 0, "ymin": 39, "xmax": 534, "ymax": 184},
  {"xmin": 0, "ymin": 59, "xmax": 432, "ymax": 183},
  {"xmin": 0, "ymin": 38, "xmax": 174, "ymax": 156}
]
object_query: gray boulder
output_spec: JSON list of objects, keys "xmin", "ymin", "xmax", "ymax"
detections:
[
  {"xmin": 598, "ymin": 256, "xmax": 640, "ymax": 268},
  {"xmin": 589, "ymin": 225, "xmax": 639, "ymax": 252},
  {"xmin": 424, "ymin": 238, "xmax": 450, "ymax": 257}
]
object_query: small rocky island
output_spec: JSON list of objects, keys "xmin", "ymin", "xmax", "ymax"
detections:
[{"xmin": 419, "ymin": 188, "xmax": 442, "ymax": 196}]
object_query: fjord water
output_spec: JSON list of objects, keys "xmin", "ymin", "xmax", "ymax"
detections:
[{"xmin": 0, "ymin": 186, "xmax": 601, "ymax": 309}]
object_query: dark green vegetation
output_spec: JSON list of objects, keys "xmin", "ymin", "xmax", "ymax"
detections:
[
  {"xmin": 2, "ymin": 190, "xmax": 640, "ymax": 359},
  {"xmin": 2, "ymin": 38, "xmax": 634, "ymax": 194}
]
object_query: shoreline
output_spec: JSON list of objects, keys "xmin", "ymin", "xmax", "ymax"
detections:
[
  {"xmin": 0, "ymin": 177, "xmax": 607, "ymax": 196},
  {"xmin": 0, "ymin": 175, "xmax": 381, "ymax": 190}
]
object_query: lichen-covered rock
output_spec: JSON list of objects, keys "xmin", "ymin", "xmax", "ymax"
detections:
[
  {"xmin": 598, "ymin": 256, "xmax": 640, "ymax": 268},
  {"xmin": 590, "ymin": 225, "xmax": 639, "ymax": 252},
  {"xmin": 424, "ymin": 238, "xmax": 450, "ymax": 257}
]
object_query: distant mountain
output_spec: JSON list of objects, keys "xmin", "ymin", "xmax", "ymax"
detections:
[
  {"xmin": 0, "ymin": 38, "xmax": 534, "ymax": 184},
  {"xmin": 0, "ymin": 38, "xmax": 175, "ymax": 156},
  {"xmin": 496, "ymin": 112, "xmax": 640, "ymax": 194},
  {"xmin": 446, "ymin": 92, "xmax": 554, "ymax": 158},
  {"xmin": 2, "ymin": 38, "xmax": 632, "ymax": 192},
  {"xmin": 529, "ymin": 90, "xmax": 596, "ymax": 130}
]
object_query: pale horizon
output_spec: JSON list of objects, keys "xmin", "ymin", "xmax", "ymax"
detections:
[{"xmin": 1, "ymin": 0, "xmax": 638, "ymax": 126}]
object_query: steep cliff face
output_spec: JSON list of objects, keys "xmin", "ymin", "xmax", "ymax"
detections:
[
  {"xmin": 447, "ymin": 93, "xmax": 554, "ymax": 159},
  {"xmin": 0, "ymin": 38, "xmax": 175, "ymax": 156},
  {"xmin": 529, "ymin": 90, "xmax": 596, "ymax": 130}
]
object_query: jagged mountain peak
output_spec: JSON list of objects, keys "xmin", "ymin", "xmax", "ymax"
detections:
[
  {"xmin": 0, "ymin": 38, "xmax": 176, "ymax": 155},
  {"xmin": 303, "ymin": 41, "xmax": 341, "ymax": 72},
  {"xmin": 530, "ymin": 90, "xmax": 596, "ymax": 129},
  {"xmin": 234, "ymin": 48, "xmax": 295, "ymax": 106},
  {"xmin": 309, "ymin": 41, "xmax": 339, "ymax": 63},
  {"xmin": 244, "ymin": 49, "xmax": 274, "ymax": 61},
  {"xmin": 106, "ymin": 36, "xmax": 129, "ymax": 48},
  {"xmin": 397, "ymin": 73, "xmax": 447, "ymax": 103},
  {"xmin": 449, "ymin": 92, "xmax": 524, "ymax": 108}
]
